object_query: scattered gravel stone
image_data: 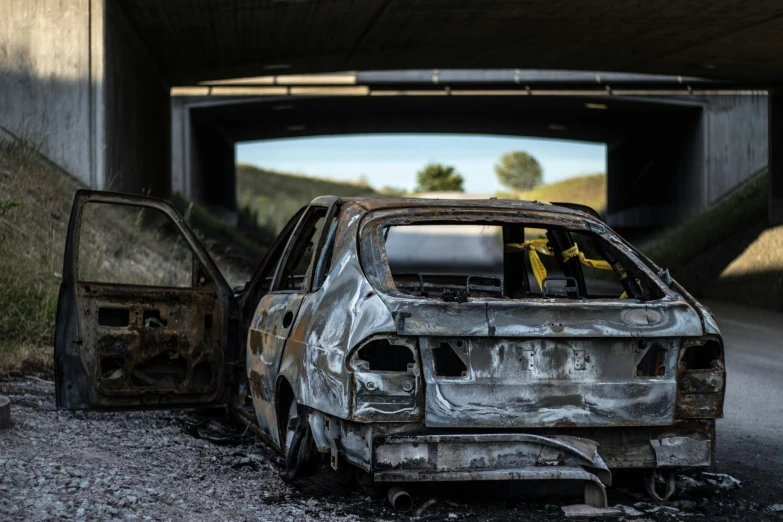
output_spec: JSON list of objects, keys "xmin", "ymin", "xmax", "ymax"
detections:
[{"xmin": 0, "ymin": 377, "xmax": 779, "ymax": 521}]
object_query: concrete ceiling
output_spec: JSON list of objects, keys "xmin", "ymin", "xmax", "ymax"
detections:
[
  {"xmin": 187, "ymin": 94, "xmax": 702, "ymax": 144},
  {"xmin": 119, "ymin": 0, "xmax": 783, "ymax": 84}
]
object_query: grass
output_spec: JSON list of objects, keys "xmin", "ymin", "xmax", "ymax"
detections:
[
  {"xmin": 503, "ymin": 173, "xmax": 607, "ymax": 215},
  {"xmin": 0, "ymin": 137, "xmax": 77, "ymax": 375},
  {"xmin": 237, "ymin": 164, "xmax": 377, "ymax": 235},
  {"xmin": 0, "ymin": 141, "xmax": 263, "ymax": 374},
  {"xmin": 640, "ymin": 169, "xmax": 769, "ymax": 274}
]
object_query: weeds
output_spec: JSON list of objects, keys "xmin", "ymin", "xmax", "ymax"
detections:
[
  {"xmin": 508, "ymin": 173, "xmax": 607, "ymax": 215},
  {"xmin": 0, "ymin": 200, "xmax": 23, "ymax": 214},
  {"xmin": 641, "ymin": 169, "xmax": 769, "ymax": 272},
  {"xmin": 236, "ymin": 164, "xmax": 377, "ymax": 235}
]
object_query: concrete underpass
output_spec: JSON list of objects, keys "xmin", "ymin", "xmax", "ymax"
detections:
[{"xmin": 1, "ymin": 0, "xmax": 782, "ymax": 226}]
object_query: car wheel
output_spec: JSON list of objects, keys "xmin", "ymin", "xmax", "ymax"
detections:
[{"xmin": 282, "ymin": 400, "xmax": 319, "ymax": 481}]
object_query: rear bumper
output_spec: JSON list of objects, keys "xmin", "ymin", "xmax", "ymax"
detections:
[
  {"xmin": 374, "ymin": 467, "xmax": 601, "ymax": 483},
  {"xmin": 371, "ymin": 430, "xmax": 711, "ymax": 483},
  {"xmin": 309, "ymin": 411, "xmax": 715, "ymax": 479}
]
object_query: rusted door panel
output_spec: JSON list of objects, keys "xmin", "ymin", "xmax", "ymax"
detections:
[
  {"xmin": 247, "ymin": 292, "xmax": 305, "ymax": 447},
  {"xmin": 54, "ymin": 190, "xmax": 234, "ymax": 410},
  {"xmin": 419, "ymin": 337, "xmax": 678, "ymax": 428},
  {"xmin": 75, "ymin": 285, "xmax": 225, "ymax": 405}
]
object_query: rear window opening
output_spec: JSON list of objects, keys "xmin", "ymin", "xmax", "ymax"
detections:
[{"xmin": 378, "ymin": 220, "xmax": 664, "ymax": 302}]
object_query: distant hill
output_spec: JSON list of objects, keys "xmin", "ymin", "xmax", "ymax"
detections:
[
  {"xmin": 236, "ymin": 164, "xmax": 378, "ymax": 235},
  {"xmin": 513, "ymin": 173, "xmax": 607, "ymax": 215}
]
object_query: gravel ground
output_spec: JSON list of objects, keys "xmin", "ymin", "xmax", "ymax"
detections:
[{"xmin": 1, "ymin": 377, "xmax": 782, "ymax": 522}]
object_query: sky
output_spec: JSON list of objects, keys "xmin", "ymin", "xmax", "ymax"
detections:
[{"xmin": 236, "ymin": 134, "xmax": 606, "ymax": 193}]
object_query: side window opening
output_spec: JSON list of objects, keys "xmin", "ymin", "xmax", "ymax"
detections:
[
  {"xmin": 313, "ymin": 217, "xmax": 339, "ymax": 291},
  {"xmin": 380, "ymin": 221, "xmax": 663, "ymax": 301},
  {"xmin": 78, "ymin": 201, "xmax": 194, "ymax": 288},
  {"xmin": 276, "ymin": 207, "xmax": 328, "ymax": 291}
]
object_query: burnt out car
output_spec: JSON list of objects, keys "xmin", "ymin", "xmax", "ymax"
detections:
[{"xmin": 55, "ymin": 190, "xmax": 725, "ymax": 509}]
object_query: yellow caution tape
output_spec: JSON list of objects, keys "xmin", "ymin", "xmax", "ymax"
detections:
[
  {"xmin": 560, "ymin": 244, "xmax": 612, "ymax": 270},
  {"xmin": 505, "ymin": 240, "xmax": 550, "ymax": 291},
  {"xmin": 505, "ymin": 239, "xmax": 624, "ymax": 297}
]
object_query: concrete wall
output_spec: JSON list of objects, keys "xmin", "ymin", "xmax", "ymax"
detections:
[
  {"xmin": 703, "ymin": 94, "xmax": 768, "ymax": 203},
  {"xmin": 0, "ymin": 0, "xmax": 98, "ymax": 185},
  {"xmin": 606, "ymin": 108, "xmax": 704, "ymax": 231},
  {"xmin": 607, "ymin": 93, "xmax": 768, "ymax": 231},
  {"xmin": 0, "ymin": 0, "xmax": 170, "ymax": 196},
  {"xmin": 772, "ymin": 93, "xmax": 783, "ymax": 224},
  {"xmin": 103, "ymin": 0, "xmax": 170, "ymax": 196}
]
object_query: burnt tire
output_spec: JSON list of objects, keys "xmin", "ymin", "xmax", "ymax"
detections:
[{"xmin": 282, "ymin": 401, "xmax": 320, "ymax": 481}]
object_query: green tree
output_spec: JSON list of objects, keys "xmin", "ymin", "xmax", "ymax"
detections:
[
  {"xmin": 415, "ymin": 163, "xmax": 464, "ymax": 192},
  {"xmin": 494, "ymin": 151, "xmax": 543, "ymax": 192}
]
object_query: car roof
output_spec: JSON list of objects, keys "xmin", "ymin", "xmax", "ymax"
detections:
[{"xmin": 309, "ymin": 195, "xmax": 598, "ymax": 220}]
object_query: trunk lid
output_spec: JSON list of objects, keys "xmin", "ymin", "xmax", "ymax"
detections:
[{"xmin": 383, "ymin": 296, "xmax": 702, "ymax": 428}]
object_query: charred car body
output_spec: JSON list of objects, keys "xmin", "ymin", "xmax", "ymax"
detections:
[{"xmin": 55, "ymin": 191, "xmax": 725, "ymax": 508}]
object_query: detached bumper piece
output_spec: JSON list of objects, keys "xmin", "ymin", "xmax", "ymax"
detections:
[{"xmin": 372, "ymin": 433, "xmax": 611, "ymax": 508}]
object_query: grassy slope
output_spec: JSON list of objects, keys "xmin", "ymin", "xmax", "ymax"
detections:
[
  {"xmin": 638, "ymin": 170, "xmax": 769, "ymax": 297},
  {"xmin": 237, "ymin": 164, "xmax": 377, "ymax": 235},
  {"xmin": 710, "ymin": 224, "xmax": 783, "ymax": 310},
  {"xmin": 637, "ymin": 170, "xmax": 778, "ymax": 309},
  {"xmin": 0, "ymin": 146, "xmax": 261, "ymax": 374},
  {"xmin": 641, "ymin": 171, "xmax": 769, "ymax": 274},
  {"xmin": 0, "ymin": 140, "xmax": 80, "ymax": 373},
  {"xmin": 512, "ymin": 173, "xmax": 607, "ymax": 214}
]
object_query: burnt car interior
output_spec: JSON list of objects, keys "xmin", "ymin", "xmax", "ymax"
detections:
[{"xmin": 382, "ymin": 222, "xmax": 665, "ymax": 302}]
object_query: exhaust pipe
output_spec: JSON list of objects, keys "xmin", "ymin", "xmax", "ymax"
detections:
[{"xmin": 388, "ymin": 487, "xmax": 413, "ymax": 512}]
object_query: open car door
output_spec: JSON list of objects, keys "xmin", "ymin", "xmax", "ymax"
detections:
[{"xmin": 54, "ymin": 190, "xmax": 236, "ymax": 410}]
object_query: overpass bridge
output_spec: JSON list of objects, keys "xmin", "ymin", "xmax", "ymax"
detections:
[
  {"xmin": 1, "ymin": 0, "xmax": 781, "ymax": 225},
  {"xmin": 170, "ymin": 70, "xmax": 768, "ymax": 233}
]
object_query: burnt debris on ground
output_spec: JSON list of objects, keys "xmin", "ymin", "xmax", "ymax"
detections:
[{"xmin": 1, "ymin": 377, "xmax": 781, "ymax": 521}]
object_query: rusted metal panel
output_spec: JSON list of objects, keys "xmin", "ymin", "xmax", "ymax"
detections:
[
  {"xmin": 676, "ymin": 338, "xmax": 726, "ymax": 419},
  {"xmin": 383, "ymin": 299, "xmax": 703, "ymax": 338},
  {"xmin": 275, "ymin": 203, "xmax": 396, "ymax": 420},
  {"xmin": 247, "ymin": 292, "xmax": 304, "ymax": 448},
  {"xmin": 418, "ymin": 337, "xmax": 679, "ymax": 428},
  {"xmin": 651, "ymin": 436, "xmax": 712, "ymax": 467},
  {"xmin": 311, "ymin": 414, "xmax": 715, "ymax": 475},
  {"xmin": 349, "ymin": 336, "xmax": 422, "ymax": 422},
  {"xmin": 79, "ymin": 286, "xmax": 225, "ymax": 403},
  {"xmin": 374, "ymin": 434, "xmax": 609, "ymax": 475}
]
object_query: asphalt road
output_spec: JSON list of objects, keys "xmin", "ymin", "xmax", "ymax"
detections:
[{"xmin": 707, "ymin": 300, "xmax": 783, "ymax": 505}]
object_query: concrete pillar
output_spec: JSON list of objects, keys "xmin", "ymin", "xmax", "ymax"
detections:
[
  {"xmin": 771, "ymin": 92, "xmax": 783, "ymax": 224},
  {"xmin": 0, "ymin": 0, "xmax": 170, "ymax": 196},
  {"xmin": 0, "ymin": 0, "xmax": 100, "ymax": 185}
]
